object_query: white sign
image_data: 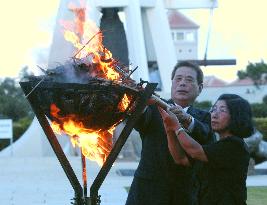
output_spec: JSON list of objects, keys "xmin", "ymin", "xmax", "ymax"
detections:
[{"xmin": 0, "ymin": 119, "xmax": 13, "ymax": 139}]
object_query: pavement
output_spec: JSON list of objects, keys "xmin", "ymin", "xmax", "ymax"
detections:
[
  {"xmin": 0, "ymin": 157, "xmax": 136, "ymax": 205},
  {"xmin": 0, "ymin": 156, "xmax": 266, "ymax": 205},
  {"xmin": 247, "ymin": 161, "xmax": 267, "ymax": 186}
]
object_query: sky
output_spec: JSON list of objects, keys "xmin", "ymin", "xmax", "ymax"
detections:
[
  {"xmin": 182, "ymin": 0, "xmax": 267, "ymax": 82},
  {"xmin": 0, "ymin": 1, "xmax": 59, "ymax": 78},
  {"xmin": 0, "ymin": 0, "xmax": 267, "ymax": 82}
]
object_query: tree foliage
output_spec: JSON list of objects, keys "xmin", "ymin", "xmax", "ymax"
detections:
[
  {"xmin": 0, "ymin": 77, "xmax": 33, "ymax": 121},
  {"xmin": 0, "ymin": 69, "xmax": 34, "ymax": 149},
  {"xmin": 263, "ymin": 95, "xmax": 267, "ymax": 104},
  {"xmin": 193, "ymin": 100, "xmax": 212, "ymax": 111},
  {"xmin": 250, "ymin": 103, "xmax": 267, "ymax": 118},
  {"xmin": 254, "ymin": 118, "xmax": 267, "ymax": 141},
  {"xmin": 237, "ymin": 61, "xmax": 267, "ymax": 87}
]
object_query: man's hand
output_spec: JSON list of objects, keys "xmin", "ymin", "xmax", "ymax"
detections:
[
  {"xmin": 159, "ymin": 107, "xmax": 181, "ymax": 132},
  {"xmin": 169, "ymin": 106, "xmax": 192, "ymax": 128},
  {"xmin": 147, "ymin": 97, "xmax": 157, "ymax": 105}
]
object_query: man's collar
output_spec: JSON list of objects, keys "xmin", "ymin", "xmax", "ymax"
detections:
[
  {"xmin": 173, "ymin": 102, "xmax": 190, "ymax": 112},
  {"xmin": 167, "ymin": 99, "xmax": 192, "ymax": 112}
]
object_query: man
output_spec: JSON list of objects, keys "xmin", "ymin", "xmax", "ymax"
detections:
[{"xmin": 125, "ymin": 61, "xmax": 215, "ymax": 205}]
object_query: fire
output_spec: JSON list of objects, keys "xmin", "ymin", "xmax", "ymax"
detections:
[
  {"xmin": 51, "ymin": 104, "xmax": 114, "ymax": 165},
  {"xmin": 50, "ymin": 3, "xmax": 133, "ymax": 165},
  {"xmin": 60, "ymin": 3, "xmax": 122, "ymax": 81},
  {"xmin": 118, "ymin": 94, "xmax": 131, "ymax": 112}
]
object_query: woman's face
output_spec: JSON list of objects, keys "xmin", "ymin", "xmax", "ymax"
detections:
[{"xmin": 210, "ymin": 100, "xmax": 231, "ymax": 133}]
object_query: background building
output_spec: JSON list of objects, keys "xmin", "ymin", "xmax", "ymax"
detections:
[
  {"xmin": 199, "ymin": 76, "xmax": 267, "ymax": 103},
  {"xmin": 168, "ymin": 10, "xmax": 199, "ymax": 60}
]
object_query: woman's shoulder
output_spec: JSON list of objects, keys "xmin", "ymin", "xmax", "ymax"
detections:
[
  {"xmin": 223, "ymin": 136, "xmax": 244, "ymax": 143},
  {"xmin": 222, "ymin": 136, "xmax": 249, "ymax": 153}
]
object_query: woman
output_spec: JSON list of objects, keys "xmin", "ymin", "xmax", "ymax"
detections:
[{"xmin": 159, "ymin": 94, "xmax": 254, "ymax": 205}]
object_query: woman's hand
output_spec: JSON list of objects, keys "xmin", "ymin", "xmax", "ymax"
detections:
[{"xmin": 158, "ymin": 107, "xmax": 181, "ymax": 132}]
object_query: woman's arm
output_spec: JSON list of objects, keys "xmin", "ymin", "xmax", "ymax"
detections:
[
  {"xmin": 166, "ymin": 130, "xmax": 190, "ymax": 166},
  {"xmin": 159, "ymin": 108, "xmax": 208, "ymax": 162},
  {"xmin": 159, "ymin": 108, "xmax": 190, "ymax": 165}
]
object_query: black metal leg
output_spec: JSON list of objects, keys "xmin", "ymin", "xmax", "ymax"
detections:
[
  {"xmin": 90, "ymin": 83, "xmax": 157, "ymax": 205},
  {"xmin": 27, "ymin": 94, "xmax": 83, "ymax": 205}
]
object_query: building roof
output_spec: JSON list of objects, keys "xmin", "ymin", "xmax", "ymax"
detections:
[
  {"xmin": 228, "ymin": 77, "xmax": 255, "ymax": 86},
  {"xmin": 203, "ymin": 76, "xmax": 227, "ymax": 87},
  {"xmin": 203, "ymin": 76, "xmax": 267, "ymax": 88},
  {"xmin": 168, "ymin": 10, "xmax": 199, "ymax": 29}
]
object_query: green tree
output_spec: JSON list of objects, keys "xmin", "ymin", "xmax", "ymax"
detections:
[
  {"xmin": 250, "ymin": 103, "xmax": 267, "ymax": 118},
  {"xmin": 193, "ymin": 100, "xmax": 212, "ymax": 111},
  {"xmin": 0, "ymin": 77, "xmax": 33, "ymax": 121},
  {"xmin": 263, "ymin": 95, "xmax": 267, "ymax": 104},
  {"xmin": 0, "ymin": 76, "xmax": 34, "ymax": 149},
  {"xmin": 237, "ymin": 61, "xmax": 267, "ymax": 87},
  {"xmin": 19, "ymin": 66, "xmax": 33, "ymax": 79}
]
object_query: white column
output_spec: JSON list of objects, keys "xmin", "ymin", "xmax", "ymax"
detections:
[
  {"xmin": 145, "ymin": 0, "xmax": 177, "ymax": 92},
  {"xmin": 87, "ymin": 0, "xmax": 102, "ymax": 26},
  {"xmin": 141, "ymin": 9, "xmax": 156, "ymax": 62},
  {"xmin": 124, "ymin": 1, "xmax": 150, "ymax": 82},
  {"xmin": 94, "ymin": 0, "xmax": 129, "ymax": 8}
]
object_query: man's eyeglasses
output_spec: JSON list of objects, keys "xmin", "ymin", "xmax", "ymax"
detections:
[{"xmin": 173, "ymin": 76, "xmax": 196, "ymax": 84}]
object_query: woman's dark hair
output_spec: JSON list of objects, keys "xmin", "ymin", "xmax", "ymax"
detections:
[
  {"xmin": 217, "ymin": 94, "xmax": 254, "ymax": 138},
  {"xmin": 171, "ymin": 61, "xmax": 203, "ymax": 84}
]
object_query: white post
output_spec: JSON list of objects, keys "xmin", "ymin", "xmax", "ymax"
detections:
[
  {"xmin": 87, "ymin": 0, "xmax": 102, "ymax": 26},
  {"xmin": 10, "ymin": 120, "xmax": 13, "ymax": 156},
  {"xmin": 0, "ymin": 119, "xmax": 13, "ymax": 156},
  {"xmin": 145, "ymin": 0, "xmax": 177, "ymax": 92},
  {"xmin": 124, "ymin": 1, "xmax": 150, "ymax": 82},
  {"xmin": 10, "ymin": 133, "xmax": 13, "ymax": 156}
]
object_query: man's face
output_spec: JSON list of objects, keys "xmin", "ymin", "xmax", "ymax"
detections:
[{"xmin": 171, "ymin": 66, "xmax": 202, "ymax": 107}]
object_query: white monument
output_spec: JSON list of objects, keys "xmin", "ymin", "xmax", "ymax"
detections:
[{"xmin": 49, "ymin": 0, "xmax": 217, "ymax": 93}]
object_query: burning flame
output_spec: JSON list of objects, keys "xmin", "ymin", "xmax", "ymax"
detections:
[
  {"xmin": 118, "ymin": 94, "xmax": 131, "ymax": 112},
  {"xmin": 51, "ymin": 104, "xmax": 114, "ymax": 165},
  {"xmin": 60, "ymin": 3, "xmax": 121, "ymax": 81}
]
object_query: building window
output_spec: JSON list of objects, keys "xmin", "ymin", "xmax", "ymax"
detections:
[
  {"xmin": 176, "ymin": 32, "xmax": 184, "ymax": 41},
  {"xmin": 171, "ymin": 30, "xmax": 196, "ymax": 42},
  {"xmin": 185, "ymin": 32, "xmax": 194, "ymax": 42}
]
